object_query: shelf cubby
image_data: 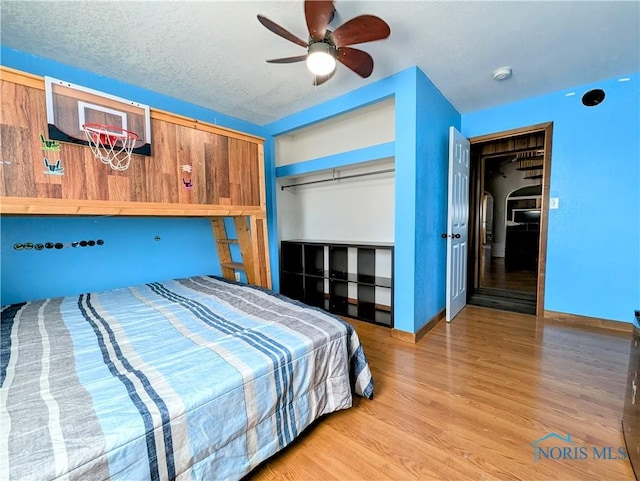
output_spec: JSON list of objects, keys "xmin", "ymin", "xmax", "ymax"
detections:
[
  {"xmin": 329, "ymin": 246, "xmax": 348, "ymax": 280},
  {"xmin": 304, "ymin": 275, "xmax": 327, "ymax": 309},
  {"xmin": 357, "ymin": 248, "xmax": 376, "ymax": 284},
  {"xmin": 329, "ymin": 280, "xmax": 348, "ymax": 315},
  {"xmin": 280, "ymin": 272, "xmax": 304, "ymax": 300},
  {"xmin": 281, "ymin": 242, "xmax": 302, "ymax": 273},
  {"xmin": 374, "ymin": 309, "xmax": 392, "ymax": 326},
  {"xmin": 280, "ymin": 240, "xmax": 394, "ymax": 327},
  {"xmin": 304, "ymin": 244, "xmax": 325, "ymax": 277}
]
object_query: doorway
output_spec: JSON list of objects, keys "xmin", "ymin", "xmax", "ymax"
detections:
[{"xmin": 466, "ymin": 123, "xmax": 552, "ymax": 315}]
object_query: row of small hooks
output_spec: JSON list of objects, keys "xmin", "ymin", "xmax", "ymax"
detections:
[{"xmin": 13, "ymin": 239, "xmax": 105, "ymax": 251}]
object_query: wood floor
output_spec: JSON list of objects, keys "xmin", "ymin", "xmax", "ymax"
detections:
[
  {"xmin": 479, "ymin": 254, "xmax": 537, "ymax": 292},
  {"xmin": 470, "ymin": 253, "xmax": 538, "ymax": 314},
  {"xmin": 249, "ymin": 306, "xmax": 634, "ymax": 480},
  {"xmin": 468, "ymin": 287, "xmax": 536, "ymax": 315}
]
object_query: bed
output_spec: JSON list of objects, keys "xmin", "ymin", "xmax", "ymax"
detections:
[{"xmin": 0, "ymin": 275, "xmax": 373, "ymax": 480}]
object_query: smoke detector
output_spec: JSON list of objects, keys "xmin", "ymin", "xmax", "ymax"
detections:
[{"xmin": 492, "ymin": 67, "xmax": 512, "ymax": 81}]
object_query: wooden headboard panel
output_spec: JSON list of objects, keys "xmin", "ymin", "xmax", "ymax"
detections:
[{"xmin": 0, "ymin": 67, "xmax": 265, "ymax": 217}]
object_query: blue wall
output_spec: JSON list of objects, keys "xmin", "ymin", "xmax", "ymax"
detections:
[
  {"xmin": 463, "ymin": 74, "xmax": 640, "ymax": 323},
  {"xmin": 393, "ymin": 67, "xmax": 463, "ymax": 333},
  {"xmin": 1, "ymin": 216, "xmax": 220, "ymax": 304},
  {"xmin": 393, "ymin": 70, "xmax": 419, "ymax": 333},
  {"xmin": 0, "ymin": 47, "xmax": 262, "ymax": 305},
  {"xmin": 413, "ymin": 69, "xmax": 461, "ymax": 331}
]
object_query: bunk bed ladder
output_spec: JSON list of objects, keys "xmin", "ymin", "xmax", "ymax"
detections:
[{"xmin": 211, "ymin": 216, "xmax": 258, "ymax": 285}]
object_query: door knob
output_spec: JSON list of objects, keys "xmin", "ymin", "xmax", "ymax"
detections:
[
  {"xmin": 453, "ymin": 233, "xmax": 461, "ymax": 239},
  {"xmin": 441, "ymin": 233, "xmax": 462, "ymax": 239}
]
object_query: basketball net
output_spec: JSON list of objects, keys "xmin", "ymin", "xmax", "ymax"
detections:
[{"xmin": 83, "ymin": 123, "xmax": 138, "ymax": 171}]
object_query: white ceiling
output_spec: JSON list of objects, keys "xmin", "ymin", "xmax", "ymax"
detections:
[{"xmin": 2, "ymin": 1, "xmax": 639, "ymax": 126}]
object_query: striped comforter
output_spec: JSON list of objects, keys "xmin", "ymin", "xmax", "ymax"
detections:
[{"xmin": 0, "ymin": 276, "xmax": 373, "ymax": 480}]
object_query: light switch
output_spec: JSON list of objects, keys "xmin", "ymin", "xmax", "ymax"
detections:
[{"xmin": 549, "ymin": 197, "xmax": 559, "ymax": 209}]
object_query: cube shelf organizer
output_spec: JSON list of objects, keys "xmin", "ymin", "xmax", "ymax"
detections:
[{"xmin": 280, "ymin": 240, "xmax": 393, "ymax": 327}]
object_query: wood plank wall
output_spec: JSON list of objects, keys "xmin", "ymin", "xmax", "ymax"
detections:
[
  {"xmin": 478, "ymin": 131, "xmax": 545, "ymax": 156},
  {"xmin": 0, "ymin": 71, "xmax": 264, "ymax": 213}
]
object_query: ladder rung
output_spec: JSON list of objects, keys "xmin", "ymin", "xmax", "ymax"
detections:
[
  {"xmin": 217, "ymin": 239, "xmax": 238, "ymax": 244},
  {"xmin": 221, "ymin": 262, "xmax": 245, "ymax": 270}
]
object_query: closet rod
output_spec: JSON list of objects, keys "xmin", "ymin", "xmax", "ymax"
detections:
[{"xmin": 281, "ymin": 168, "xmax": 395, "ymax": 190}]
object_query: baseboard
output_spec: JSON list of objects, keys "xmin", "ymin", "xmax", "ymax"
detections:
[
  {"xmin": 543, "ymin": 310, "xmax": 633, "ymax": 334},
  {"xmin": 415, "ymin": 309, "xmax": 446, "ymax": 342},
  {"xmin": 390, "ymin": 329, "xmax": 416, "ymax": 343},
  {"xmin": 391, "ymin": 308, "xmax": 446, "ymax": 344}
]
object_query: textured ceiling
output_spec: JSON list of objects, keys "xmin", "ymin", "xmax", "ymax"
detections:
[{"xmin": 2, "ymin": 1, "xmax": 639, "ymax": 125}]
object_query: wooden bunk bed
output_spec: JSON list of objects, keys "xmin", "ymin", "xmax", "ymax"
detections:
[
  {"xmin": 1, "ymin": 67, "xmax": 270, "ymax": 286},
  {"xmin": 0, "ymin": 67, "xmax": 373, "ymax": 480}
]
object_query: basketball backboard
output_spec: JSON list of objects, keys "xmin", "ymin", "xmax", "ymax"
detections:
[{"xmin": 45, "ymin": 76, "xmax": 151, "ymax": 156}]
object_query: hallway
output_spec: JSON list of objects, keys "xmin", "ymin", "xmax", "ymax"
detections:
[{"xmin": 468, "ymin": 248, "xmax": 537, "ymax": 314}]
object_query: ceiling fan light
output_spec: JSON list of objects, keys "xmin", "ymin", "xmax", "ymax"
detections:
[{"xmin": 306, "ymin": 42, "xmax": 336, "ymax": 76}]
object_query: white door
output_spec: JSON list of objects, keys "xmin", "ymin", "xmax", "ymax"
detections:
[{"xmin": 446, "ymin": 126, "xmax": 470, "ymax": 322}]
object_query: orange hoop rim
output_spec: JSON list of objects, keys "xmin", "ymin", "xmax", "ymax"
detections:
[
  {"xmin": 82, "ymin": 123, "xmax": 139, "ymax": 141},
  {"xmin": 82, "ymin": 122, "xmax": 139, "ymax": 171}
]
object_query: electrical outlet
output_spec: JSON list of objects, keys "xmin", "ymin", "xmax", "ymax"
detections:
[
  {"xmin": 549, "ymin": 197, "xmax": 559, "ymax": 209},
  {"xmin": 234, "ymin": 272, "xmax": 241, "ymax": 282}
]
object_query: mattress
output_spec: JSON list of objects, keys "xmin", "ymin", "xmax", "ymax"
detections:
[{"xmin": 0, "ymin": 276, "xmax": 373, "ymax": 480}]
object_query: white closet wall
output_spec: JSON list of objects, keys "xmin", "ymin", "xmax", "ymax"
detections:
[
  {"xmin": 276, "ymin": 98, "xmax": 395, "ymax": 245},
  {"xmin": 275, "ymin": 98, "xmax": 395, "ymax": 166},
  {"xmin": 277, "ymin": 184, "xmax": 303, "ymax": 241},
  {"xmin": 278, "ymin": 161, "xmax": 395, "ymax": 242}
]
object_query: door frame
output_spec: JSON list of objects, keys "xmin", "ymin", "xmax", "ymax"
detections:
[{"xmin": 468, "ymin": 122, "xmax": 553, "ymax": 316}]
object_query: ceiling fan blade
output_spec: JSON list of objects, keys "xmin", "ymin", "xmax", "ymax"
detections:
[
  {"xmin": 266, "ymin": 55, "xmax": 308, "ymax": 64},
  {"xmin": 336, "ymin": 47, "xmax": 374, "ymax": 78},
  {"xmin": 313, "ymin": 69, "xmax": 336, "ymax": 86},
  {"xmin": 257, "ymin": 14, "xmax": 308, "ymax": 48},
  {"xmin": 331, "ymin": 15, "xmax": 391, "ymax": 47},
  {"xmin": 305, "ymin": 0, "xmax": 335, "ymax": 41}
]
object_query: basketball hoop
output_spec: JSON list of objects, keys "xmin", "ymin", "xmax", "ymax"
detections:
[{"xmin": 82, "ymin": 123, "xmax": 138, "ymax": 171}]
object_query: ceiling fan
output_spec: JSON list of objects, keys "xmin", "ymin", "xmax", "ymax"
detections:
[{"xmin": 257, "ymin": 0, "xmax": 391, "ymax": 86}]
